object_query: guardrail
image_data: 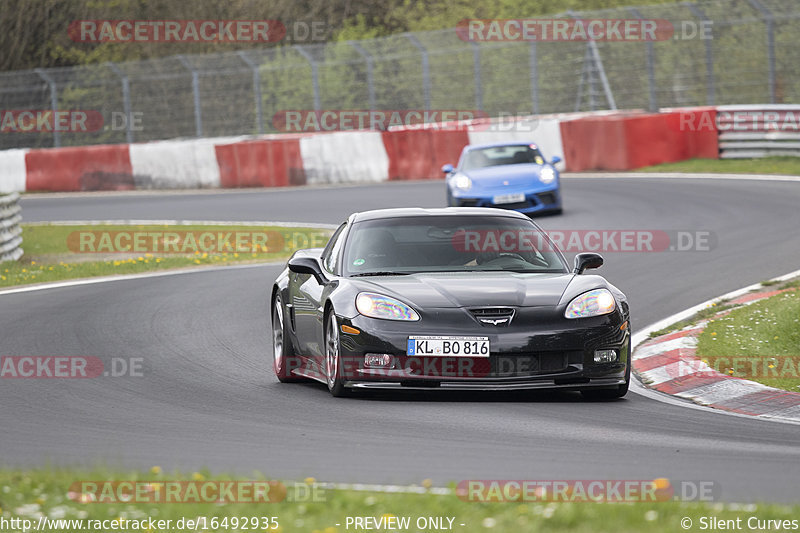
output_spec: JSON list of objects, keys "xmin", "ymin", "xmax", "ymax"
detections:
[
  {"xmin": 0, "ymin": 193, "xmax": 23, "ymax": 262},
  {"xmin": 717, "ymin": 105, "xmax": 800, "ymax": 159}
]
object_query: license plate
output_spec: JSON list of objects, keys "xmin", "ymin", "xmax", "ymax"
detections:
[
  {"xmin": 492, "ymin": 192, "xmax": 525, "ymax": 205},
  {"xmin": 407, "ymin": 336, "xmax": 490, "ymax": 357}
]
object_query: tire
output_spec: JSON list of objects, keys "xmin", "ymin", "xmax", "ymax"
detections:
[
  {"xmin": 272, "ymin": 293, "xmax": 303, "ymax": 383},
  {"xmin": 581, "ymin": 341, "xmax": 631, "ymax": 400},
  {"xmin": 324, "ymin": 310, "xmax": 349, "ymax": 397}
]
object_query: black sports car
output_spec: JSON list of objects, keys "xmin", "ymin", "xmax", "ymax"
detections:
[{"xmin": 271, "ymin": 208, "xmax": 630, "ymax": 398}]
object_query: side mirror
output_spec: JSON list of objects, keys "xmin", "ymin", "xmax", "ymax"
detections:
[
  {"xmin": 288, "ymin": 256, "xmax": 328, "ymax": 284},
  {"xmin": 441, "ymin": 164, "xmax": 454, "ymax": 174},
  {"xmin": 550, "ymin": 155, "xmax": 562, "ymax": 165},
  {"xmin": 573, "ymin": 253, "xmax": 603, "ymax": 274}
]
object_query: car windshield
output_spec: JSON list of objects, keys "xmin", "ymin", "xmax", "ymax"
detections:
[
  {"xmin": 344, "ymin": 215, "xmax": 568, "ymax": 276},
  {"xmin": 461, "ymin": 144, "xmax": 545, "ymax": 171}
]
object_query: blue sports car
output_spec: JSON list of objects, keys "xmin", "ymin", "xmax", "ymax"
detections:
[{"xmin": 443, "ymin": 142, "xmax": 563, "ymax": 215}]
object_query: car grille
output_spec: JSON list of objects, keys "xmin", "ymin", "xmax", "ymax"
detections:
[
  {"xmin": 536, "ymin": 192, "xmax": 556, "ymax": 205},
  {"xmin": 393, "ymin": 350, "xmax": 583, "ymax": 379},
  {"xmin": 489, "ymin": 351, "xmax": 582, "ymax": 377},
  {"xmin": 493, "ymin": 201, "xmax": 530, "ymax": 210},
  {"xmin": 470, "ymin": 307, "xmax": 515, "ymax": 327}
]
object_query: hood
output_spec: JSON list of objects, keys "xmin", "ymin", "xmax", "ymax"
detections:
[
  {"xmin": 357, "ymin": 272, "xmax": 574, "ymax": 308},
  {"xmin": 463, "ymin": 164, "xmax": 547, "ymax": 191}
]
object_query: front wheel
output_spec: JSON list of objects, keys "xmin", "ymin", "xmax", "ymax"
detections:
[
  {"xmin": 272, "ymin": 293, "xmax": 303, "ymax": 383},
  {"xmin": 325, "ymin": 311, "xmax": 349, "ymax": 397}
]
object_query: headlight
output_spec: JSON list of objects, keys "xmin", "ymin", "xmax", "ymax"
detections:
[
  {"xmin": 564, "ymin": 289, "xmax": 616, "ymax": 319},
  {"xmin": 539, "ymin": 166, "xmax": 556, "ymax": 184},
  {"xmin": 356, "ymin": 292, "xmax": 420, "ymax": 321},
  {"xmin": 452, "ymin": 174, "xmax": 472, "ymax": 190}
]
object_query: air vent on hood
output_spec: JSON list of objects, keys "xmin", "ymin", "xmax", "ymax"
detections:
[{"xmin": 470, "ymin": 307, "xmax": 515, "ymax": 327}]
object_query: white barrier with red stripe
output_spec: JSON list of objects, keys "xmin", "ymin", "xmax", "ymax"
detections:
[
  {"xmin": 0, "ymin": 149, "xmax": 28, "ymax": 193},
  {"xmin": 0, "ymin": 107, "xmax": 726, "ymax": 193},
  {"xmin": 299, "ymin": 131, "xmax": 389, "ymax": 185},
  {"xmin": 129, "ymin": 138, "xmax": 227, "ymax": 189}
]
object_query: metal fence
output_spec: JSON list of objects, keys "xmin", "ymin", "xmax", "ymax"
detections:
[{"xmin": 1, "ymin": 0, "xmax": 799, "ymax": 150}]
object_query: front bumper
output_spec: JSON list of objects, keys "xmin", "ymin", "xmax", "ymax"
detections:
[
  {"xmin": 348, "ymin": 378, "xmax": 625, "ymax": 391},
  {"xmin": 449, "ymin": 186, "xmax": 561, "ymax": 214},
  {"xmin": 335, "ymin": 308, "xmax": 629, "ymax": 391}
]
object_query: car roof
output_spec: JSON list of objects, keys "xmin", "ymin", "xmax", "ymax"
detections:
[
  {"xmin": 464, "ymin": 141, "xmax": 538, "ymax": 150},
  {"xmin": 349, "ymin": 207, "xmax": 531, "ymax": 223}
]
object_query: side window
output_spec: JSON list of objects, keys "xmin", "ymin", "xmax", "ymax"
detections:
[{"xmin": 322, "ymin": 223, "xmax": 347, "ymax": 275}]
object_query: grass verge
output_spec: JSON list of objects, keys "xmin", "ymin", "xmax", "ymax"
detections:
[
  {"xmin": 647, "ymin": 301, "xmax": 731, "ymax": 339},
  {"xmin": 2, "ymin": 468, "xmax": 799, "ymax": 533},
  {"xmin": 0, "ymin": 224, "xmax": 332, "ymax": 289},
  {"xmin": 637, "ymin": 156, "xmax": 800, "ymax": 176},
  {"xmin": 646, "ymin": 279, "xmax": 800, "ymax": 339},
  {"xmin": 696, "ymin": 288, "xmax": 800, "ymax": 392}
]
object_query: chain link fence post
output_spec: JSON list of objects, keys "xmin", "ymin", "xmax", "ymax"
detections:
[
  {"xmin": 107, "ymin": 62, "xmax": 134, "ymax": 143},
  {"xmin": 589, "ymin": 41, "xmax": 617, "ymax": 111},
  {"xmin": 747, "ymin": 0, "xmax": 777, "ymax": 103},
  {"xmin": 628, "ymin": 7, "xmax": 657, "ymax": 112},
  {"xmin": 349, "ymin": 41, "xmax": 376, "ymax": 111},
  {"xmin": 295, "ymin": 46, "xmax": 321, "ymax": 111},
  {"xmin": 471, "ymin": 42, "xmax": 483, "ymax": 111},
  {"xmin": 177, "ymin": 55, "xmax": 203, "ymax": 137},
  {"xmin": 569, "ymin": 11, "xmax": 616, "ymax": 112},
  {"xmin": 685, "ymin": 2, "xmax": 716, "ymax": 106},
  {"xmin": 237, "ymin": 51, "xmax": 264, "ymax": 134},
  {"xmin": 405, "ymin": 33, "xmax": 431, "ymax": 111},
  {"xmin": 529, "ymin": 41, "xmax": 539, "ymax": 115},
  {"xmin": 33, "ymin": 69, "xmax": 60, "ymax": 148}
]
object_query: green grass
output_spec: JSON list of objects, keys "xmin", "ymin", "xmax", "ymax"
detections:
[
  {"xmin": 1, "ymin": 468, "xmax": 799, "ymax": 533},
  {"xmin": 779, "ymin": 279, "xmax": 800, "ymax": 291},
  {"xmin": 696, "ymin": 289, "xmax": 800, "ymax": 392},
  {"xmin": 637, "ymin": 157, "xmax": 800, "ymax": 176},
  {"xmin": 0, "ymin": 224, "xmax": 332, "ymax": 288},
  {"xmin": 648, "ymin": 301, "xmax": 732, "ymax": 339}
]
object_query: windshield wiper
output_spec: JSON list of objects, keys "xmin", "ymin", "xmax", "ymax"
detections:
[{"xmin": 350, "ymin": 271, "xmax": 411, "ymax": 277}]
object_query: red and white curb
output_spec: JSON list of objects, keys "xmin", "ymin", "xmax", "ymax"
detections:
[{"xmin": 632, "ymin": 274, "xmax": 800, "ymax": 423}]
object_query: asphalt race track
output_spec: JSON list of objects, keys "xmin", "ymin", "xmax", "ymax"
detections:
[{"xmin": 4, "ymin": 177, "xmax": 800, "ymax": 503}]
